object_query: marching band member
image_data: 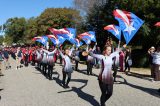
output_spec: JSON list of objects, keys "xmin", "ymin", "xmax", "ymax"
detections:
[
  {"xmin": 86, "ymin": 44, "xmax": 96, "ymax": 75},
  {"xmin": 35, "ymin": 48, "xmax": 43, "ymax": 69},
  {"xmin": 42, "ymin": 47, "xmax": 57, "ymax": 80},
  {"xmin": 89, "ymin": 44, "xmax": 125, "ymax": 106},
  {"xmin": 41, "ymin": 48, "xmax": 48, "ymax": 75},
  {"xmin": 58, "ymin": 46, "xmax": 74, "ymax": 88}
]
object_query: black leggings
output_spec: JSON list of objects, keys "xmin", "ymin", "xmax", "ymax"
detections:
[
  {"xmin": 87, "ymin": 61, "xmax": 93, "ymax": 75},
  {"xmin": 48, "ymin": 64, "xmax": 53, "ymax": 79},
  {"xmin": 62, "ymin": 71, "xmax": 71, "ymax": 86},
  {"xmin": 125, "ymin": 61, "xmax": 130, "ymax": 72},
  {"xmin": 42, "ymin": 63, "xmax": 47, "ymax": 75},
  {"xmin": 75, "ymin": 61, "xmax": 78, "ymax": 71},
  {"xmin": 99, "ymin": 80, "xmax": 113, "ymax": 106}
]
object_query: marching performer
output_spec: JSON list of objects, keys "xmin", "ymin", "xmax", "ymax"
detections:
[
  {"xmin": 89, "ymin": 44, "xmax": 125, "ymax": 106},
  {"xmin": 41, "ymin": 48, "xmax": 48, "ymax": 75},
  {"xmin": 42, "ymin": 47, "xmax": 57, "ymax": 80},
  {"xmin": 58, "ymin": 46, "xmax": 74, "ymax": 88},
  {"xmin": 86, "ymin": 44, "xmax": 96, "ymax": 75}
]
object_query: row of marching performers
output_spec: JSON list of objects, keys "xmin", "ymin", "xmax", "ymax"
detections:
[{"xmin": 14, "ymin": 43, "xmax": 126, "ymax": 106}]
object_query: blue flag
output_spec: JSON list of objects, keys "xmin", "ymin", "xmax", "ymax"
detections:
[
  {"xmin": 104, "ymin": 25, "xmax": 121, "ymax": 40},
  {"xmin": 113, "ymin": 9, "xmax": 144, "ymax": 44},
  {"xmin": 33, "ymin": 36, "xmax": 48, "ymax": 45}
]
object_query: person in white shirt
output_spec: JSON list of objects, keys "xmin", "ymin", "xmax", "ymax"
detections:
[{"xmin": 149, "ymin": 46, "xmax": 160, "ymax": 81}]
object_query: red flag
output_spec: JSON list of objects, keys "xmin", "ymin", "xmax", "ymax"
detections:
[
  {"xmin": 32, "ymin": 36, "xmax": 42, "ymax": 41},
  {"xmin": 155, "ymin": 22, "xmax": 160, "ymax": 27}
]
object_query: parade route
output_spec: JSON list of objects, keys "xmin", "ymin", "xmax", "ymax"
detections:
[{"xmin": 0, "ymin": 58, "xmax": 160, "ymax": 106}]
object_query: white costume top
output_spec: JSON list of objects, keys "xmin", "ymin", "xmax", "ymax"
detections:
[
  {"xmin": 42, "ymin": 48, "xmax": 57, "ymax": 65},
  {"xmin": 36, "ymin": 50, "xmax": 42, "ymax": 62},
  {"xmin": 59, "ymin": 47, "xmax": 74, "ymax": 73},
  {"xmin": 90, "ymin": 50, "xmax": 120, "ymax": 84},
  {"xmin": 42, "ymin": 51, "xmax": 48, "ymax": 64}
]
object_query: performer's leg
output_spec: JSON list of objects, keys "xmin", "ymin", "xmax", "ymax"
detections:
[
  {"xmin": 62, "ymin": 71, "xmax": 66, "ymax": 86},
  {"xmin": 99, "ymin": 80, "xmax": 107, "ymax": 106},
  {"xmin": 105, "ymin": 84, "xmax": 113, "ymax": 101},
  {"xmin": 66, "ymin": 72, "xmax": 71, "ymax": 88}
]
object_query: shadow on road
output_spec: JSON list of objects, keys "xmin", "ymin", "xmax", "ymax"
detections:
[
  {"xmin": 58, "ymin": 79, "xmax": 100, "ymax": 106},
  {"xmin": 126, "ymin": 72, "xmax": 152, "ymax": 81},
  {"xmin": 75, "ymin": 69, "xmax": 99, "ymax": 77},
  {"xmin": 115, "ymin": 75, "xmax": 160, "ymax": 98},
  {"xmin": 52, "ymin": 72, "xmax": 64, "ymax": 88},
  {"xmin": 0, "ymin": 89, "xmax": 4, "ymax": 100}
]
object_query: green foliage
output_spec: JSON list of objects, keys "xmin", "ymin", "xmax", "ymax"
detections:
[
  {"xmin": 37, "ymin": 8, "xmax": 82, "ymax": 35},
  {"xmin": 3, "ymin": 35, "xmax": 13, "ymax": 45},
  {"xmin": 3, "ymin": 8, "xmax": 82, "ymax": 45},
  {"xmin": 84, "ymin": 0, "xmax": 160, "ymax": 48},
  {"xmin": 4, "ymin": 17, "xmax": 27, "ymax": 44},
  {"xmin": 24, "ymin": 17, "xmax": 38, "ymax": 43},
  {"xmin": 0, "ymin": 36, "xmax": 4, "ymax": 45}
]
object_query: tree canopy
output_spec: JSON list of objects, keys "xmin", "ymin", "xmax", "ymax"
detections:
[
  {"xmin": 3, "ymin": 8, "xmax": 82, "ymax": 45},
  {"xmin": 74, "ymin": 0, "xmax": 160, "ymax": 49}
]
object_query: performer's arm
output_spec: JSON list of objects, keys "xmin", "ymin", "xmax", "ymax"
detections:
[
  {"xmin": 59, "ymin": 50, "xmax": 65, "ymax": 58},
  {"xmin": 41, "ymin": 49, "xmax": 49, "ymax": 54},
  {"xmin": 68, "ymin": 45, "xmax": 74, "ymax": 56},
  {"xmin": 48, "ymin": 48, "xmax": 57, "ymax": 56},
  {"xmin": 89, "ymin": 52, "xmax": 103, "ymax": 60}
]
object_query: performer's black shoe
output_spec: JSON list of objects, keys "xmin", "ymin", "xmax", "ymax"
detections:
[
  {"xmin": 158, "ymin": 89, "xmax": 160, "ymax": 93},
  {"xmin": 65, "ymin": 85, "xmax": 70, "ymax": 88}
]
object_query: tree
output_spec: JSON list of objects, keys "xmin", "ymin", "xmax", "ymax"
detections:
[
  {"xmin": 0, "ymin": 36, "xmax": 4, "ymax": 45},
  {"xmin": 74, "ymin": 0, "xmax": 160, "ymax": 50},
  {"xmin": 24, "ymin": 17, "xmax": 38, "ymax": 44},
  {"xmin": 37, "ymin": 8, "xmax": 82, "ymax": 35},
  {"xmin": 4, "ymin": 17, "xmax": 27, "ymax": 44}
]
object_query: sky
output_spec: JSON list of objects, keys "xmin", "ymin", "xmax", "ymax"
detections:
[{"xmin": 0, "ymin": 0, "xmax": 74, "ymax": 25}]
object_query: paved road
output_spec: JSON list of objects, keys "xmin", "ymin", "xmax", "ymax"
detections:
[{"xmin": 0, "ymin": 58, "xmax": 160, "ymax": 106}]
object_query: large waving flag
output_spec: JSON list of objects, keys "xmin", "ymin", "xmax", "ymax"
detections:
[
  {"xmin": 104, "ymin": 25, "xmax": 121, "ymax": 40},
  {"xmin": 113, "ymin": 9, "xmax": 144, "ymax": 44},
  {"xmin": 154, "ymin": 22, "xmax": 160, "ymax": 27},
  {"xmin": 49, "ymin": 28, "xmax": 76, "ymax": 41},
  {"xmin": 48, "ymin": 35, "xmax": 65, "ymax": 46},
  {"xmin": 70, "ymin": 38, "xmax": 83, "ymax": 47},
  {"xmin": 78, "ymin": 31, "xmax": 96, "ymax": 43},
  {"xmin": 82, "ymin": 37, "xmax": 91, "ymax": 45},
  {"xmin": 32, "ymin": 36, "xmax": 48, "ymax": 45}
]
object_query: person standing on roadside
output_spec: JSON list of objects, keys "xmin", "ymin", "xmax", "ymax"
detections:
[
  {"xmin": 124, "ymin": 48, "xmax": 132, "ymax": 74},
  {"xmin": 149, "ymin": 46, "xmax": 160, "ymax": 81},
  {"xmin": 0, "ymin": 49, "xmax": 4, "ymax": 76},
  {"xmin": 148, "ymin": 46, "xmax": 155, "ymax": 78},
  {"xmin": 2, "ymin": 48, "xmax": 11, "ymax": 70},
  {"xmin": 16, "ymin": 47, "xmax": 23, "ymax": 70}
]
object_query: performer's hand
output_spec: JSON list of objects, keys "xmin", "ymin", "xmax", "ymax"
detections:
[
  {"xmin": 56, "ymin": 45, "xmax": 59, "ymax": 48},
  {"xmin": 123, "ymin": 44, "xmax": 127, "ymax": 48}
]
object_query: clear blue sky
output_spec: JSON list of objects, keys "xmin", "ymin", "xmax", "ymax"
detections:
[{"xmin": 0, "ymin": 0, "xmax": 73, "ymax": 25}]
